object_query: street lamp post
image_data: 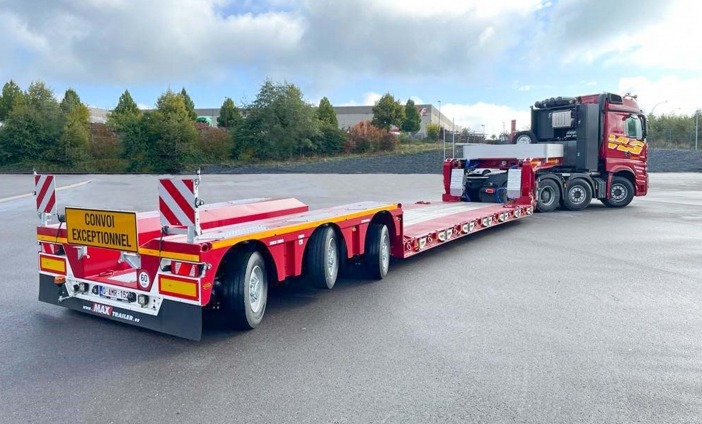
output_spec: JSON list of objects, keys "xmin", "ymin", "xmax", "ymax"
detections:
[
  {"xmin": 650, "ymin": 100, "xmax": 668, "ymax": 116},
  {"xmin": 452, "ymin": 118, "xmax": 455, "ymax": 157},
  {"xmin": 695, "ymin": 109, "xmax": 700, "ymax": 150}
]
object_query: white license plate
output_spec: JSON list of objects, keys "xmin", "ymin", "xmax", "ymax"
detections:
[{"xmin": 101, "ymin": 287, "xmax": 129, "ymax": 300}]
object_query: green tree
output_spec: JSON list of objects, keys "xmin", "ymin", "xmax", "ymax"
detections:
[
  {"xmin": 426, "ymin": 122, "xmax": 440, "ymax": 140},
  {"xmin": 147, "ymin": 90, "xmax": 200, "ymax": 172},
  {"xmin": 217, "ymin": 97, "xmax": 242, "ymax": 129},
  {"xmin": 58, "ymin": 89, "xmax": 91, "ymax": 165},
  {"xmin": 317, "ymin": 97, "xmax": 338, "ymax": 127},
  {"xmin": 0, "ymin": 80, "xmax": 25, "ymax": 121},
  {"xmin": 108, "ymin": 89, "xmax": 142, "ymax": 132},
  {"xmin": 401, "ymin": 99, "xmax": 421, "ymax": 133},
  {"xmin": 180, "ymin": 88, "xmax": 197, "ymax": 120},
  {"xmin": 236, "ymin": 80, "xmax": 319, "ymax": 161},
  {"xmin": 371, "ymin": 93, "xmax": 405, "ymax": 131},
  {"xmin": 23, "ymin": 81, "xmax": 65, "ymax": 162},
  {"xmin": 60, "ymin": 88, "xmax": 82, "ymax": 114}
]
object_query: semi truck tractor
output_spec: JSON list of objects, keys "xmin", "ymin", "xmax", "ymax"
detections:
[{"xmin": 447, "ymin": 93, "xmax": 649, "ymax": 212}]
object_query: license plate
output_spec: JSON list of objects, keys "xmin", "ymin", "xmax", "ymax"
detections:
[{"xmin": 101, "ymin": 287, "xmax": 129, "ymax": 300}]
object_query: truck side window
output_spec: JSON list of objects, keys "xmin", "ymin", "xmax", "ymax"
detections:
[{"xmin": 626, "ymin": 116, "xmax": 643, "ymax": 140}]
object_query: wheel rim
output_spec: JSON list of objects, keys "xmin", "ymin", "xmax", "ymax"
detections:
[
  {"xmin": 380, "ymin": 231, "xmax": 390, "ymax": 274},
  {"xmin": 569, "ymin": 186, "xmax": 586, "ymax": 204},
  {"xmin": 326, "ymin": 237, "xmax": 337, "ymax": 276},
  {"xmin": 539, "ymin": 186, "xmax": 554, "ymax": 205},
  {"xmin": 249, "ymin": 265, "xmax": 264, "ymax": 313},
  {"xmin": 611, "ymin": 184, "xmax": 627, "ymax": 202},
  {"xmin": 515, "ymin": 135, "xmax": 530, "ymax": 145}
]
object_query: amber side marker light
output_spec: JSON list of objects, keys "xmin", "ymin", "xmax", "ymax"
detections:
[{"xmin": 54, "ymin": 276, "xmax": 66, "ymax": 285}]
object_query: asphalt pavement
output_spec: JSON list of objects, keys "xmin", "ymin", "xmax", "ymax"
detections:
[{"xmin": 1, "ymin": 173, "xmax": 701, "ymax": 423}]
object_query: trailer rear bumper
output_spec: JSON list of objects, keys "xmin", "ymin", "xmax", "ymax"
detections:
[{"xmin": 38, "ymin": 274, "xmax": 202, "ymax": 341}]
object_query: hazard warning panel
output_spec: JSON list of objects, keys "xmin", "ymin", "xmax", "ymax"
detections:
[{"xmin": 65, "ymin": 207, "xmax": 139, "ymax": 252}]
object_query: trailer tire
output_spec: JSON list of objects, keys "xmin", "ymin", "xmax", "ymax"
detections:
[
  {"xmin": 536, "ymin": 179, "xmax": 560, "ymax": 213},
  {"xmin": 562, "ymin": 178, "xmax": 592, "ymax": 211},
  {"xmin": 306, "ymin": 226, "xmax": 339, "ymax": 289},
  {"xmin": 513, "ymin": 131, "xmax": 536, "ymax": 145},
  {"xmin": 222, "ymin": 250, "xmax": 268, "ymax": 330},
  {"xmin": 365, "ymin": 223, "xmax": 390, "ymax": 280},
  {"xmin": 602, "ymin": 176, "xmax": 635, "ymax": 208}
]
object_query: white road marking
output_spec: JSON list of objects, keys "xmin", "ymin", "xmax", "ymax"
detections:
[{"xmin": 0, "ymin": 180, "xmax": 92, "ymax": 203}]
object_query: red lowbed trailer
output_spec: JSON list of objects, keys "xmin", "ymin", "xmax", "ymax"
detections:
[{"xmin": 35, "ymin": 158, "xmax": 542, "ymax": 340}]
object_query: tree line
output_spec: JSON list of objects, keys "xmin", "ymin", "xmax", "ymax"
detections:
[
  {"xmin": 0, "ymin": 80, "xmax": 427, "ymax": 173},
  {"xmin": 646, "ymin": 113, "xmax": 701, "ymax": 149}
]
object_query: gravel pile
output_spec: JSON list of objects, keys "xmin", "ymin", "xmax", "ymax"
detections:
[{"xmin": 203, "ymin": 148, "xmax": 702, "ymax": 174}]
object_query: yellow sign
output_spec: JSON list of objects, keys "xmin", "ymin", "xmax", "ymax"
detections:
[{"xmin": 66, "ymin": 207, "xmax": 139, "ymax": 252}]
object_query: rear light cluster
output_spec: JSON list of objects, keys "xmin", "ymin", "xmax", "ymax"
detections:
[
  {"xmin": 162, "ymin": 260, "xmax": 205, "ymax": 278},
  {"xmin": 40, "ymin": 242, "xmax": 64, "ymax": 255}
]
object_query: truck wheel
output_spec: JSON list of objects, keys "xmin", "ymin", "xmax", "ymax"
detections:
[
  {"xmin": 222, "ymin": 250, "xmax": 268, "ymax": 330},
  {"xmin": 306, "ymin": 226, "xmax": 339, "ymax": 289},
  {"xmin": 365, "ymin": 223, "xmax": 390, "ymax": 280},
  {"xmin": 602, "ymin": 177, "xmax": 635, "ymax": 208},
  {"xmin": 513, "ymin": 130, "xmax": 536, "ymax": 145},
  {"xmin": 562, "ymin": 178, "xmax": 592, "ymax": 211},
  {"xmin": 536, "ymin": 179, "xmax": 560, "ymax": 213}
]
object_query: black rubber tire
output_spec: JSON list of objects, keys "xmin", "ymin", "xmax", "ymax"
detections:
[
  {"xmin": 365, "ymin": 223, "xmax": 390, "ymax": 280},
  {"xmin": 562, "ymin": 178, "xmax": 593, "ymax": 211},
  {"xmin": 221, "ymin": 250, "xmax": 268, "ymax": 330},
  {"xmin": 536, "ymin": 178, "xmax": 560, "ymax": 213},
  {"xmin": 512, "ymin": 130, "xmax": 536, "ymax": 145},
  {"xmin": 306, "ymin": 226, "xmax": 339, "ymax": 289},
  {"xmin": 601, "ymin": 176, "xmax": 635, "ymax": 208}
]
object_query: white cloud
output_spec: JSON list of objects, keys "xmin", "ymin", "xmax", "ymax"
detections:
[
  {"xmin": 533, "ymin": 0, "xmax": 699, "ymax": 71},
  {"xmin": 619, "ymin": 76, "xmax": 702, "ymax": 116},
  {"xmin": 443, "ymin": 102, "xmax": 531, "ymax": 136}
]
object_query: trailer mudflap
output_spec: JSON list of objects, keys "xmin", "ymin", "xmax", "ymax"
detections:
[{"xmin": 38, "ymin": 274, "xmax": 202, "ymax": 341}]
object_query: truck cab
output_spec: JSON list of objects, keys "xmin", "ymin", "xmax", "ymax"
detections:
[{"xmin": 511, "ymin": 92, "xmax": 648, "ymax": 211}]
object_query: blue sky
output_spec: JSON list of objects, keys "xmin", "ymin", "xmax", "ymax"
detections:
[{"xmin": 1, "ymin": 0, "xmax": 699, "ymax": 135}]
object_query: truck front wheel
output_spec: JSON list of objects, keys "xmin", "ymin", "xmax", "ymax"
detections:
[
  {"xmin": 536, "ymin": 179, "xmax": 560, "ymax": 213},
  {"xmin": 222, "ymin": 250, "xmax": 268, "ymax": 330},
  {"xmin": 365, "ymin": 223, "xmax": 390, "ymax": 280},
  {"xmin": 562, "ymin": 178, "xmax": 592, "ymax": 211},
  {"xmin": 602, "ymin": 176, "xmax": 635, "ymax": 208}
]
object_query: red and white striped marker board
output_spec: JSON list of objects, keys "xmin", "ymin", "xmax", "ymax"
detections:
[
  {"xmin": 158, "ymin": 178, "xmax": 197, "ymax": 228},
  {"xmin": 35, "ymin": 174, "xmax": 56, "ymax": 216}
]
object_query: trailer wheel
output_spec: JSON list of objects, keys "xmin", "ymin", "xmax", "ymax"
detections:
[
  {"xmin": 536, "ymin": 179, "xmax": 560, "ymax": 213},
  {"xmin": 602, "ymin": 177, "xmax": 635, "ymax": 208},
  {"xmin": 306, "ymin": 226, "xmax": 339, "ymax": 289},
  {"xmin": 222, "ymin": 250, "xmax": 268, "ymax": 330},
  {"xmin": 513, "ymin": 131, "xmax": 536, "ymax": 145},
  {"xmin": 562, "ymin": 178, "xmax": 592, "ymax": 211},
  {"xmin": 365, "ymin": 223, "xmax": 390, "ymax": 280}
]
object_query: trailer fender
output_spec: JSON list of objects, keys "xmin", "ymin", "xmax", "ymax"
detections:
[{"xmin": 217, "ymin": 241, "xmax": 280, "ymax": 286}]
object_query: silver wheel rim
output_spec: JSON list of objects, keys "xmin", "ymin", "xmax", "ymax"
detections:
[
  {"xmin": 249, "ymin": 265, "xmax": 264, "ymax": 313},
  {"xmin": 327, "ymin": 237, "xmax": 337, "ymax": 276},
  {"xmin": 380, "ymin": 231, "xmax": 390, "ymax": 274},
  {"xmin": 611, "ymin": 184, "xmax": 627, "ymax": 202},
  {"xmin": 569, "ymin": 186, "xmax": 586, "ymax": 204},
  {"xmin": 515, "ymin": 135, "xmax": 530, "ymax": 145}
]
